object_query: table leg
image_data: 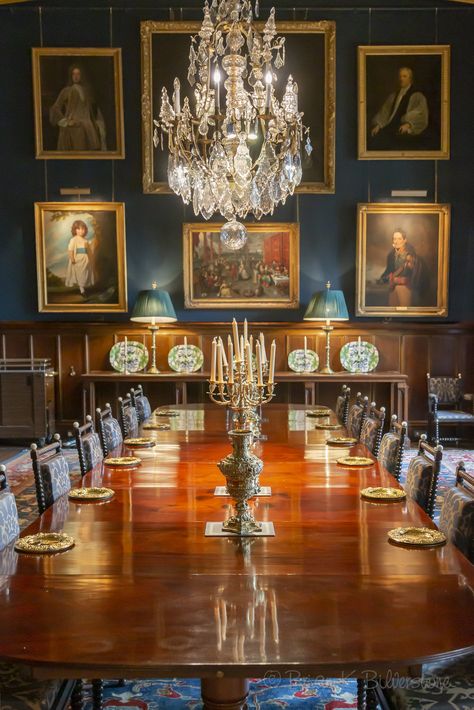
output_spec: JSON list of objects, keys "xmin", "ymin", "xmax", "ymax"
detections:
[{"xmin": 201, "ymin": 677, "xmax": 249, "ymax": 709}]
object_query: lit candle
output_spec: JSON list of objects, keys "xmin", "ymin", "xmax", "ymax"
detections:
[
  {"xmin": 259, "ymin": 332, "xmax": 267, "ymax": 363},
  {"xmin": 210, "ymin": 338, "xmax": 217, "ymax": 383},
  {"xmin": 173, "ymin": 78, "xmax": 181, "ymax": 115},
  {"xmin": 219, "ymin": 337, "xmax": 228, "ymax": 368},
  {"xmin": 249, "ymin": 334, "xmax": 253, "ymax": 353},
  {"xmin": 232, "ymin": 319, "xmax": 241, "ymax": 361},
  {"xmin": 256, "ymin": 342, "xmax": 263, "ymax": 386},
  {"xmin": 240, "ymin": 335, "xmax": 245, "ymax": 362},
  {"xmin": 217, "ymin": 340, "xmax": 224, "ymax": 383},
  {"xmin": 304, "ymin": 336, "xmax": 307, "ymax": 371},
  {"xmin": 246, "ymin": 342, "xmax": 253, "ymax": 383},
  {"xmin": 214, "ymin": 65, "xmax": 221, "ymax": 112},
  {"xmin": 244, "ymin": 318, "xmax": 248, "ymax": 345},
  {"xmin": 268, "ymin": 339, "xmax": 276, "ymax": 384},
  {"xmin": 228, "ymin": 340, "xmax": 234, "ymax": 384}
]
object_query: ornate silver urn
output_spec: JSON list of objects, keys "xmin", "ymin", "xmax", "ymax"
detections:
[{"xmin": 218, "ymin": 428, "xmax": 263, "ymax": 535}]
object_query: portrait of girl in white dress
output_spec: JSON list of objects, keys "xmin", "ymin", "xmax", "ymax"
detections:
[{"xmin": 65, "ymin": 220, "xmax": 95, "ymax": 297}]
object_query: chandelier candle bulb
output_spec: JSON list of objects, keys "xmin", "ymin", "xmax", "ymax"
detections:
[
  {"xmin": 259, "ymin": 333, "xmax": 267, "ymax": 363},
  {"xmin": 249, "ymin": 334, "xmax": 253, "ymax": 353},
  {"xmin": 220, "ymin": 337, "xmax": 228, "ymax": 369},
  {"xmin": 228, "ymin": 341, "xmax": 234, "ymax": 384},
  {"xmin": 240, "ymin": 335, "xmax": 245, "ymax": 362},
  {"xmin": 217, "ymin": 340, "xmax": 224, "ymax": 384},
  {"xmin": 246, "ymin": 342, "xmax": 253, "ymax": 384},
  {"xmin": 269, "ymin": 340, "xmax": 276, "ymax": 384},
  {"xmin": 256, "ymin": 342, "xmax": 263, "ymax": 386}
]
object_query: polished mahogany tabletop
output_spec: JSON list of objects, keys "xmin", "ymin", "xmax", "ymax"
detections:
[{"xmin": 0, "ymin": 403, "xmax": 473, "ymax": 680}]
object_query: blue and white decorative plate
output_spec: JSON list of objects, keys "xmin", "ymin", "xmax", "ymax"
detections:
[
  {"xmin": 288, "ymin": 349, "xmax": 319, "ymax": 373},
  {"xmin": 168, "ymin": 344, "xmax": 204, "ymax": 373},
  {"xmin": 109, "ymin": 341, "xmax": 148, "ymax": 373},
  {"xmin": 340, "ymin": 341, "xmax": 379, "ymax": 373}
]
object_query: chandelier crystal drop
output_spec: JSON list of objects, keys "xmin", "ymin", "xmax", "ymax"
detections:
[{"xmin": 154, "ymin": 0, "xmax": 313, "ymax": 249}]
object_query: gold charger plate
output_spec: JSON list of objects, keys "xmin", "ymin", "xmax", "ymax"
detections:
[
  {"xmin": 155, "ymin": 410, "xmax": 179, "ymax": 417},
  {"xmin": 69, "ymin": 487, "xmax": 115, "ymax": 501},
  {"xmin": 143, "ymin": 423, "xmax": 170, "ymax": 431},
  {"xmin": 388, "ymin": 527, "xmax": 446, "ymax": 548},
  {"xmin": 313, "ymin": 423, "xmax": 343, "ymax": 430},
  {"xmin": 327, "ymin": 437, "xmax": 358, "ymax": 446},
  {"xmin": 104, "ymin": 456, "xmax": 142, "ymax": 467},
  {"xmin": 306, "ymin": 409, "xmax": 331, "ymax": 417},
  {"xmin": 337, "ymin": 456, "xmax": 374, "ymax": 467},
  {"xmin": 361, "ymin": 487, "xmax": 406, "ymax": 501},
  {"xmin": 124, "ymin": 437, "xmax": 156, "ymax": 448},
  {"xmin": 15, "ymin": 532, "xmax": 75, "ymax": 554}
]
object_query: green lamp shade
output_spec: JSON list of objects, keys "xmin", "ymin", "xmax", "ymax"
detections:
[
  {"xmin": 304, "ymin": 287, "xmax": 349, "ymax": 322},
  {"xmin": 131, "ymin": 287, "xmax": 177, "ymax": 323}
]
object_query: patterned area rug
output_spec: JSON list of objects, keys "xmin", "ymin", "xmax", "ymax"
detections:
[{"xmin": 81, "ymin": 678, "xmax": 360, "ymax": 709}]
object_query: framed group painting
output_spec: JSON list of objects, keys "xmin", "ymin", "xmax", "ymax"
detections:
[
  {"xmin": 356, "ymin": 203, "xmax": 450, "ymax": 318},
  {"xmin": 141, "ymin": 20, "xmax": 335, "ymax": 194},
  {"xmin": 358, "ymin": 45, "xmax": 450, "ymax": 160},
  {"xmin": 32, "ymin": 47, "xmax": 125, "ymax": 159},
  {"xmin": 183, "ymin": 223, "xmax": 300, "ymax": 309},
  {"xmin": 34, "ymin": 202, "xmax": 128, "ymax": 313}
]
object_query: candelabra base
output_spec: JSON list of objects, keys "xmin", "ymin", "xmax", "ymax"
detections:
[
  {"xmin": 319, "ymin": 365, "xmax": 334, "ymax": 374},
  {"xmin": 147, "ymin": 365, "xmax": 160, "ymax": 374},
  {"xmin": 205, "ymin": 521, "xmax": 275, "ymax": 538},
  {"xmin": 214, "ymin": 485, "xmax": 272, "ymax": 497}
]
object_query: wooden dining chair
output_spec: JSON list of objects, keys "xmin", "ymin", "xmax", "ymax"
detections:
[
  {"xmin": 130, "ymin": 385, "xmax": 152, "ymax": 423},
  {"xmin": 346, "ymin": 393, "xmax": 369, "ymax": 440},
  {"xmin": 0, "ymin": 465, "xmax": 19, "ymax": 551},
  {"xmin": 377, "ymin": 415, "xmax": 408, "ymax": 482},
  {"xmin": 438, "ymin": 463, "xmax": 474, "ymax": 563},
  {"xmin": 404, "ymin": 435, "xmax": 443, "ymax": 519},
  {"xmin": 118, "ymin": 394, "xmax": 139, "ymax": 437},
  {"xmin": 96, "ymin": 404, "xmax": 123, "ymax": 456},
  {"xmin": 335, "ymin": 385, "xmax": 351, "ymax": 427},
  {"xmin": 359, "ymin": 402, "xmax": 386, "ymax": 456},
  {"xmin": 30, "ymin": 435, "xmax": 71, "ymax": 515},
  {"xmin": 74, "ymin": 416, "xmax": 104, "ymax": 477},
  {"xmin": 427, "ymin": 372, "xmax": 474, "ymax": 445}
]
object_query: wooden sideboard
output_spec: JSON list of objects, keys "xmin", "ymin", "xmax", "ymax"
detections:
[
  {"xmin": 0, "ymin": 321, "xmax": 472, "ymax": 435},
  {"xmin": 82, "ymin": 370, "xmax": 409, "ymax": 423}
]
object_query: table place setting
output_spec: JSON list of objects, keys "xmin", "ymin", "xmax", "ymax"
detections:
[
  {"xmin": 104, "ymin": 456, "xmax": 142, "ymax": 468},
  {"xmin": 360, "ymin": 487, "xmax": 406, "ymax": 502},
  {"xmin": 15, "ymin": 532, "xmax": 76, "ymax": 555},
  {"xmin": 124, "ymin": 437, "xmax": 157, "ymax": 448},
  {"xmin": 388, "ymin": 527, "xmax": 447, "ymax": 548},
  {"xmin": 306, "ymin": 409, "xmax": 331, "ymax": 417},
  {"xmin": 337, "ymin": 456, "xmax": 375, "ymax": 467},
  {"xmin": 326, "ymin": 436, "xmax": 358, "ymax": 446},
  {"xmin": 154, "ymin": 409, "xmax": 180, "ymax": 417},
  {"xmin": 313, "ymin": 423, "xmax": 344, "ymax": 430},
  {"xmin": 68, "ymin": 487, "xmax": 116, "ymax": 502}
]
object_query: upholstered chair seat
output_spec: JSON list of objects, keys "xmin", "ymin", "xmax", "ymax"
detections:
[
  {"xmin": 40, "ymin": 455, "xmax": 71, "ymax": 510},
  {"xmin": 378, "ymin": 433, "xmax": 400, "ymax": 475},
  {"xmin": 82, "ymin": 433, "xmax": 104, "ymax": 472},
  {"xmin": 103, "ymin": 416, "xmax": 123, "ymax": 451},
  {"xmin": 439, "ymin": 487, "xmax": 474, "ymax": 563},
  {"xmin": 135, "ymin": 395, "xmax": 152, "ymax": 422},
  {"xmin": 0, "ymin": 486, "xmax": 19, "ymax": 552},
  {"xmin": 118, "ymin": 395, "xmax": 139, "ymax": 437},
  {"xmin": 403, "ymin": 436, "xmax": 443, "ymax": 518},
  {"xmin": 435, "ymin": 410, "xmax": 474, "ymax": 422},
  {"xmin": 335, "ymin": 386, "xmax": 350, "ymax": 426},
  {"xmin": 347, "ymin": 396, "xmax": 369, "ymax": 440},
  {"xmin": 124, "ymin": 407, "xmax": 139, "ymax": 434},
  {"xmin": 359, "ymin": 404, "xmax": 385, "ymax": 456}
]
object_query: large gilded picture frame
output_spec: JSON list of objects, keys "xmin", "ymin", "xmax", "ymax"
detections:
[
  {"xmin": 358, "ymin": 45, "xmax": 450, "ymax": 160},
  {"xmin": 35, "ymin": 202, "xmax": 128, "ymax": 313},
  {"xmin": 32, "ymin": 47, "xmax": 125, "ymax": 159},
  {"xmin": 183, "ymin": 222, "xmax": 300, "ymax": 309},
  {"xmin": 356, "ymin": 203, "xmax": 450, "ymax": 318},
  {"xmin": 141, "ymin": 20, "xmax": 335, "ymax": 194}
]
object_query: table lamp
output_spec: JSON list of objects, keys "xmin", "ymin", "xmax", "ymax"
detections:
[
  {"xmin": 303, "ymin": 281, "xmax": 349, "ymax": 374},
  {"xmin": 131, "ymin": 282, "xmax": 177, "ymax": 373}
]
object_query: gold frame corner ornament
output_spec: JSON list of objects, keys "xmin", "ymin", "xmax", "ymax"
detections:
[
  {"xmin": 34, "ymin": 201, "xmax": 128, "ymax": 313},
  {"xmin": 32, "ymin": 47, "xmax": 125, "ymax": 160},
  {"xmin": 357, "ymin": 44, "xmax": 450, "ymax": 161},
  {"xmin": 355, "ymin": 202, "xmax": 450, "ymax": 318},
  {"xmin": 140, "ymin": 20, "xmax": 336, "ymax": 195},
  {"xmin": 183, "ymin": 222, "xmax": 300, "ymax": 310}
]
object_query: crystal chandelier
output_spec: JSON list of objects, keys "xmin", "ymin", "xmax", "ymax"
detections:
[{"xmin": 154, "ymin": 0, "xmax": 312, "ymax": 250}]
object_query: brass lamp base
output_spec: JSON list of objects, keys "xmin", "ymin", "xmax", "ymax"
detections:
[
  {"xmin": 319, "ymin": 365, "xmax": 334, "ymax": 374},
  {"xmin": 321, "ymin": 324, "xmax": 335, "ymax": 374},
  {"xmin": 147, "ymin": 324, "xmax": 160, "ymax": 373}
]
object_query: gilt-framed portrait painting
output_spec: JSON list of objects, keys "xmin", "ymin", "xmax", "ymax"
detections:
[
  {"xmin": 32, "ymin": 48, "xmax": 125, "ymax": 159},
  {"xmin": 356, "ymin": 203, "xmax": 450, "ymax": 318},
  {"xmin": 34, "ymin": 202, "xmax": 127, "ymax": 312},
  {"xmin": 141, "ymin": 20, "xmax": 335, "ymax": 194},
  {"xmin": 183, "ymin": 223, "xmax": 299, "ymax": 309},
  {"xmin": 358, "ymin": 45, "xmax": 450, "ymax": 160}
]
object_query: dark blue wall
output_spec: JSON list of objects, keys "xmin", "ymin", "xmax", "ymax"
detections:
[{"xmin": 1, "ymin": 2, "xmax": 473, "ymax": 323}]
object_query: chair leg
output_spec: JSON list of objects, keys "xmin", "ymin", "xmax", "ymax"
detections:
[
  {"xmin": 91, "ymin": 679, "xmax": 103, "ymax": 710},
  {"xmin": 357, "ymin": 678, "xmax": 366, "ymax": 709},
  {"xmin": 70, "ymin": 679, "xmax": 84, "ymax": 710},
  {"xmin": 366, "ymin": 679, "xmax": 379, "ymax": 710}
]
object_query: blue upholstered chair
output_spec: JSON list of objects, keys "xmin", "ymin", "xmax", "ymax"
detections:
[
  {"xmin": 30, "ymin": 436, "xmax": 71, "ymax": 515},
  {"xmin": 96, "ymin": 404, "xmax": 123, "ymax": 456},
  {"xmin": 427, "ymin": 372, "xmax": 474, "ymax": 445},
  {"xmin": 359, "ymin": 402, "xmax": 385, "ymax": 456},
  {"xmin": 377, "ymin": 415, "xmax": 408, "ymax": 481},
  {"xmin": 118, "ymin": 394, "xmax": 139, "ymax": 438},
  {"xmin": 130, "ymin": 385, "xmax": 152, "ymax": 423},
  {"xmin": 0, "ymin": 465, "xmax": 77, "ymax": 709},
  {"xmin": 335, "ymin": 385, "xmax": 351, "ymax": 427},
  {"xmin": 438, "ymin": 462, "xmax": 474, "ymax": 563},
  {"xmin": 346, "ymin": 393, "xmax": 369, "ymax": 440},
  {"xmin": 74, "ymin": 416, "xmax": 104, "ymax": 477},
  {"xmin": 404, "ymin": 435, "xmax": 443, "ymax": 519}
]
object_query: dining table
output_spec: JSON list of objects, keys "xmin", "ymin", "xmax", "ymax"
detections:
[{"xmin": 0, "ymin": 403, "xmax": 473, "ymax": 710}]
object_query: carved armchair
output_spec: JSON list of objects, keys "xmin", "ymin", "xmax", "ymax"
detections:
[{"xmin": 427, "ymin": 373, "xmax": 474, "ymax": 445}]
